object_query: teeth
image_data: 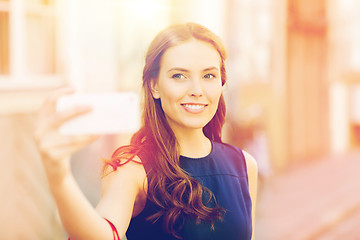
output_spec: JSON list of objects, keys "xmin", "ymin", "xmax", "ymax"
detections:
[{"xmin": 183, "ymin": 104, "xmax": 205, "ymax": 110}]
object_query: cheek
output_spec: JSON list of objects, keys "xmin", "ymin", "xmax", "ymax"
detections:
[
  {"xmin": 207, "ymin": 84, "xmax": 223, "ymax": 103},
  {"xmin": 160, "ymin": 85, "xmax": 180, "ymax": 101},
  {"xmin": 160, "ymin": 81, "xmax": 187, "ymax": 102},
  {"xmin": 158, "ymin": 86, "xmax": 183, "ymax": 112}
]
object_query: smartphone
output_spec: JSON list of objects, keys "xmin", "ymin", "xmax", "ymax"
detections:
[{"xmin": 56, "ymin": 92, "xmax": 141, "ymax": 135}]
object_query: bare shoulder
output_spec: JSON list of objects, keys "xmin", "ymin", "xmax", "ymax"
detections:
[
  {"xmin": 96, "ymin": 156, "xmax": 147, "ymax": 235},
  {"xmin": 101, "ymin": 155, "xmax": 147, "ymax": 197},
  {"xmin": 97, "ymin": 155, "xmax": 147, "ymax": 218},
  {"xmin": 242, "ymin": 150, "xmax": 258, "ymax": 178}
]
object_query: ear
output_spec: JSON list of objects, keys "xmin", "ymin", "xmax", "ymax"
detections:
[{"xmin": 150, "ymin": 79, "xmax": 160, "ymax": 99}]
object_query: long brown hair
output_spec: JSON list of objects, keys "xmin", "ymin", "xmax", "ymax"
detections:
[{"xmin": 103, "ymin": 22, "xmax": 227, "ymax": 238}]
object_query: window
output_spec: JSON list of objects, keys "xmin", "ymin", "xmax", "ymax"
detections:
[
  {"xmin": 25, "ymin": 1, "xmax": 56, "ymax": 75},
  {"xmin": 0, "ymin": 2, "xmax": 9, "ymax": 75},
  {"xmin": 330, "ymin": 0, "xmax": 360, "ymax": 72},
  {"xmin": 226, "ymin": 0, "xmax": 275, "ymax": 83},
  {"xmin": 0, "ymin": 0, "xmax": 59, "ymax": 88}
]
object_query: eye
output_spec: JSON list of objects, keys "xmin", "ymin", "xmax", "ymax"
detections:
[
  {"xmin": 172, "ymin": 73, "xmax": 186, "ymax": 79},
  {"xmin": 204, "ymin": 74, "xmax": 216, "ymax": 79}
]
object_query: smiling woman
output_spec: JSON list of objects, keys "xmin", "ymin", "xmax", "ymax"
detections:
[
  {"xmin": 151, "ymin": 39, "xmax": 223, "ymax": 135},
  {"xmin": 34, "ymin": 22, "xmax": 257, "ymax": 240}
]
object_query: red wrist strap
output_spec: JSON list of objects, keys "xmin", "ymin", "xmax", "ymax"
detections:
[
  {"xmin": 67, "ymin": 218, "xmax": 120, "ymax": 240},
  {"xmin": 105, "ymin": 218, "xmax": 121, "ymax": 240}
]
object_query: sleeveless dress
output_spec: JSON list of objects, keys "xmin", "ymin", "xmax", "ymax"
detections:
[{"xmin": 126, "ymin": 141, "xmax": 252, "ymax": 240}]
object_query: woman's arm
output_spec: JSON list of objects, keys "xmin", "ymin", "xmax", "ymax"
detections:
[
  {"xmin": 48, "ymin": 168, "xmax": 115, "ymax": 240},
  {"xmin": 34, "ymin": 88, "xmax": 145, "ymax": 240},
  {"xmin": 243, "ymin": 151, "xmax": 258, "ymax": 240},
  {"xmin": 96, "ymin": 158, "xmax": 147, "ymax": 238},
  {"xmin": 49, "ymin": 158, "xmax": 146, "ymax": 240}
]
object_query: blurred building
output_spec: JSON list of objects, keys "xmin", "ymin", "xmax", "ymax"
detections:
[{"xmin": 1, "ymin": 0, "xmax": 360, "ymax": 239}]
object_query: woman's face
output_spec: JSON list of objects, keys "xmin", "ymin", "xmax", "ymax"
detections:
[{"xmin": 151, "ymin": 39, "xmax": 223, "ymax": 134}]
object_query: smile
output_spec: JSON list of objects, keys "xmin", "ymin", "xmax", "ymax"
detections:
[{"xmin": 181, "ymin": 103, "xmax": 208, "ymax": 113}]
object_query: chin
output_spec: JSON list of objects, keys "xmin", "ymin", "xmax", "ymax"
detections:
[{"xmin": 182, "ymin": 119, "xmax": 211, "ymax": 130}]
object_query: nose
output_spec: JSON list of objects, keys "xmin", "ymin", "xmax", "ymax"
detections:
[{"xmin": 188, "ymin": 78, "xmax": 203, "ymax": 97}]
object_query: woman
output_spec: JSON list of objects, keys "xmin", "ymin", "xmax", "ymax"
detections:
[{"xmin": 34, "ymin": 22, "xmax": 257, "ymax": 240}]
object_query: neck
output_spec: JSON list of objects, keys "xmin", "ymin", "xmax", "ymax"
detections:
[{"xmin": 172, "ymin": 127, "xmax": 212, "ymax": 158}]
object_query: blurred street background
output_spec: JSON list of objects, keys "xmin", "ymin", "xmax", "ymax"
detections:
[{"xmin": 1, "ymin": 0, "xmax": 360, "ymax": 239}]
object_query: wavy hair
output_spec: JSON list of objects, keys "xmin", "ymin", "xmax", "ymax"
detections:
[{"xmin": 103, "ymin": 22, "xmax": 227, "ymax": 238}]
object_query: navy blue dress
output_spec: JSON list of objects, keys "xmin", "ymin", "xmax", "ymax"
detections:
[{"xmin": 126, "ymin": 142, "xmax": 252, "ymax": 240}]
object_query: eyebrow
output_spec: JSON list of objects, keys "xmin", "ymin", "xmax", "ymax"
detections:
[
  {"xmin": 167, "ymin": 66, "xmax": 219, "ymax": 73},
  {"xmin": 167, "ymin": 67, "xmax": 189, "ymax": 73},
  {"xmin": 202, "ymin": 67, "xmax": 219, "ymax": 72}
]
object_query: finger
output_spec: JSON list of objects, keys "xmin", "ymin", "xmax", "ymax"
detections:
[
  {"xmin": 41, "ymin": 87, "xmax": 76, "ymax": 116},
  {"xmin": 51, "ymin": 105, "xmax": 93, "ymax": 129},
  {"xmin": 34, "ymin": 86, "xmax": 79, "ymax": 139},
  {"xmin": 37, "ymin": 106, "xmax": 92, "ymax": 138},
  {"xmin": 37, "ymin": 87, "xmax": 76, "ymax": 132},
  {"xmin": 40, "ymin": 135, "xmax": 100, "ymax": 159}
]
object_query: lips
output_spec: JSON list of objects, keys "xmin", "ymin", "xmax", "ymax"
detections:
[{"xmin": 181, "ymin": 103, "xmax": 208, "ymax": 113}]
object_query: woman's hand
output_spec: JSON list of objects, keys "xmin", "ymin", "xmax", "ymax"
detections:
[
  {"xmin": 33, "ymin": 88, "xmax": 119, "ymax": 240},
  {"xmin": 34, "ymin": 87, "xmax": 99, "ymax": 181}
]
